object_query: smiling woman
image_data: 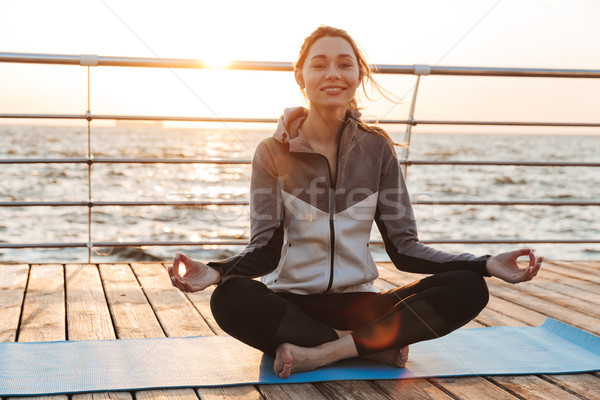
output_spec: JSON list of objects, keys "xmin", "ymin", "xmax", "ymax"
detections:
[{"xmin": 169, "ymin": 25, "xmax": 544, "ymax": 381}]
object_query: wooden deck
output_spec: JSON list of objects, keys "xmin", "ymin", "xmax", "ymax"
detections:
[{"xmin": 1, "ymin": 260, "xmax": 598, "ymax": 400}]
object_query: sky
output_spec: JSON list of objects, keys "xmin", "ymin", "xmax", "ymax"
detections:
[{"xmin": 1, "ymin": 0, "xmax": 599, "ymax": 133}]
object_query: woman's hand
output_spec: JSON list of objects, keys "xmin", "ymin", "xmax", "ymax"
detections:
[
  {"xmin": 168, "ymin": 253, "xmax": 221, "ymax": 292},
  {"xmin": 486, "ymin": 248, "xmax": 543, "ymax": 283}
]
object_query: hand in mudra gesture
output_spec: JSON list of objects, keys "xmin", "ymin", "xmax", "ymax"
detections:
[
  {"xmin": 486, "ymin": 248, "xmax": 543, "ymax": 283},
  {"xmin": 168, "ymin": 253, "xmax": 221, "ymax": 292}
]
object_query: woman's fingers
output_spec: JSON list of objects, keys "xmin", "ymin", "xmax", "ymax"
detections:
[
  {"xmin": 170, "ymin": 253, "xmax": 182, "ymax": 277},
  {"xmin": 169, "ymin": 253, "xmax": 188, "ymax": 291},
  {"xmin": 514, "ymin": 248, "xmax": 531, "ymax": 258},
  {"xmin": 168, "ymin": 254, "xmax": 179, "ymax": 286},
  {"xmin": 533, "ymin": 256, "xmax": 544, "ymax": 275},
  {"xmin": 183, "ymin": 280, "xmax": 196, "ymax": 293},
  {"xmin": 528, "ymin": 249, "xmax": 536, "ymax": 267},
  {"xmin": 170, "ymin": 274, "xmax": 186, "ymax": 292},
  {"xmin": 521, "ymin": 255, "xmax": 543, "ymax": 282},
  {"xmin": 169, "ymin": 254, "xmax": 177, "ymax": 276}
]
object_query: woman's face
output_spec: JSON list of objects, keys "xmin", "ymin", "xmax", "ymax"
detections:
[{"xmin": 296, "ymin": 36, "xmax": 360, "ymax": 112}]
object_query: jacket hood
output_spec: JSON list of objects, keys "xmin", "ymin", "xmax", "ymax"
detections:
[{"xmin": 272, "ymin": 107, "xmax": 363, "ymax": 152}]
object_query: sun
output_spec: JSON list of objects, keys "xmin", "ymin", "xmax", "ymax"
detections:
[{"xmin": 202, "ymin": 54, "xmax": 233, "ymax": 69}]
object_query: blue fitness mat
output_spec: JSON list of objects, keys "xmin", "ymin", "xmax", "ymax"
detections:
[{"xmin": 1, "ymin": 318, "xmax": 598, "ymax": 396}]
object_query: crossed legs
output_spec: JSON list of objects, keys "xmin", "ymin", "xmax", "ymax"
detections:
[{"xmin": 210, "ymin": 270, "xmax": 489, "ymax": 378}]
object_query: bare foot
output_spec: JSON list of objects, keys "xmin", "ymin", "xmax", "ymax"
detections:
[
  {"xmin": 361, "ymin": 345, "xmax": 409, "ymax": 368},
  {"xmin": 273, "ymin": 343, "xmax": 330, "ymax": 379},
  {"xmin": 273, "ymin": 335, "xmax": 359, "ymax": 379}
]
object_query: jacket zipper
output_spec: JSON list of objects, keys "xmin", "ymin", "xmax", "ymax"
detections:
[
  {"xmin": 318, "ymin": 153, "xmax": 339, "ymax": 293},
  {"xmin": 293, "ymin": 137, "xmax": 343, "ymax": 292}
]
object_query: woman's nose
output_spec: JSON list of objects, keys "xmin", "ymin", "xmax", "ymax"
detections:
[{"xmin": 325, "ymin": 67, "xmax": 340, "ymax": 80}]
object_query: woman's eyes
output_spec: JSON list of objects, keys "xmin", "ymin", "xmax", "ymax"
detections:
[{"xmin": 311, "ymin": 63, "xmax": 353, "ymax": 69}]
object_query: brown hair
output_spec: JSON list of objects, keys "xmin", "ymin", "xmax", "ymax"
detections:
[{"xmin": 295, "ymin": 25, "xmax": 402, "ymax": 147}]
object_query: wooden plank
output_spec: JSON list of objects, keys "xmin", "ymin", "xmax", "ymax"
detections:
[
  {"xmin": 492, "ymin": 375, "xmax": 583, "ymax": 400},
  {"xmin": 66, "ymin": 264, "xmax": 115, "ymax": 341},
  {"xmin": 99, "ymin": 263, "xmax": 165, "ymax": 339},
  {"xmin": 8, "ymin": 264, "xmax": 67, "ymax": 400},
  {"xmin": 529, "ymin": 278, "xmax": 600, "ymax": 307},
  {"xmin": 136, "ymin": 389, "xmax": 199, "ymax": 400},
  {"xmin": 0, "ymin": 264, "xmax": 28, "ymax": 343},
  {"xmin": 197, "ymin": 386, "xmax": 264, "ymax": 400},
  {"xmin": 314, "ymin": 381, "xmax": 392, "ymax": 400},
  {"xmin": 540, "ymin": 261, "xmax": 600, "ymax": 284},
  {"xmin": 130, "ymin": 263, "xmax": 213, "ymax": 337},
  {"xmin": 484, "ymin": 295, "xmax": 547, "ymax": 327},
  {"xmin": 17, "ymin": 264, "xmax": 65, "ymax": 343},
  {"xmin": 474, "ymin": 306, "xmax": 526, "ymax": 328},
  {"xmin": 572, "ymin": 260, "xmax": 600, "ymax": 272},
  {"xmin": 490, "ymin": 279, "xmax": 600, "ymax": 319},
  {"xmin": 487, "ymin": 282, "xmax": 600, "ymax": 335},
  {"xmin": 72, "ymin": 392, "xmax": 133, "ymax": 400},
  {"xmin": 550, "ymin": 260, "xmax": 600, "ymax": 276},
  {"xmin": 259, "ymin": 384, "xmax": 328, "ymax": 399},
  {"xmin": 430, "ymin": 376, "xmax": 519, "ymax": 399},
  {"xmin": 129, "ymin": 263, "xmax": 262, "ymax": 400},
  {"xmin": 65, "ymin": 263, "xmax": 131, "ymax": 400},
  {"xmin": 535, "ymin": 267, "xmax": 599, "ymax": 296},
  {"xmin": 374, "ymin": 379, "xmax": 454, "ymax": 400},
  {"xmin": 178, "ymin": 282, "xmax": 226, "ymax": 336},
  {"xmin": 542, "ymin": 374, "xmax": 600, "ymax": 400}
]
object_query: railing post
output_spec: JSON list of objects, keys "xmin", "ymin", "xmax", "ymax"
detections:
[
  {"xmin": 79, "ymin": 55, "xmax": 99, "ymax": 264},
  {"xmin": 86, "ymin": 66, "xmax": 92, "ymax": 264},
  {"xmin": 403, "ymin": 65, "xmax": 429, "ymax": 178}
]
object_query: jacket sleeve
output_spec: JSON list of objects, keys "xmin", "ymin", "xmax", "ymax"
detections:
[
  {"xmin": 375, "ymin": 145, "xmax": 491, "ymax": 276},
  {"xmin": 206, "ymin": 140, "xmax": 284, "ymax": 282}
]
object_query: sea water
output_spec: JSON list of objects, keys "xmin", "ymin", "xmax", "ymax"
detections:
[{"xmin": 0, "ymin": 124, "xmax": 598, "ymax": 263}]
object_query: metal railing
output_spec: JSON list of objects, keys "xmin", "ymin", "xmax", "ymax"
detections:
[{"xmin": 1, "ymin": 52, "xmax": 599, "ymax": 262}]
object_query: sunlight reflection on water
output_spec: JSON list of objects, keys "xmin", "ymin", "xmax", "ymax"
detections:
[{"xmin": 0, "ymin": 124, "xmax": 598, "ymax": 263}]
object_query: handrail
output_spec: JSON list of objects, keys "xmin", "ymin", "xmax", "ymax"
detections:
[
  {"xmin": 1, "ymin": 157, "xmax": 599, "ymax": 167},
  {"xmin": 1, "ymin": 200, "xmax": 598, "ymax": 207},
  {"xmin": 2, "ymin": 113, "xmax": 600, "ymax": 128},
  {"xmin": 2, "ymin": 238, "xmax": 599, "ymax": 250},
  {"xmin": 2, "ymin": 52, "xmax": 600, "ymax": 78},
  {"xmin": 1, "ymin": 51, "xmax": 599, "ymax": 262}
]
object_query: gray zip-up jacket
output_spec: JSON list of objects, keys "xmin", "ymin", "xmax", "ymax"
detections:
[{"xmin": 207, "ymin": 107, "xmax": 489, "ymax": 294}]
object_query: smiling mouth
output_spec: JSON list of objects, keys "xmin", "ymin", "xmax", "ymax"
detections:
[{"xmin": 321, "ymin": 87, "xmax": 346, "ymax": 92}]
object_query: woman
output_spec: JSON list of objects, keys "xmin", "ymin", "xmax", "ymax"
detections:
[{"xmin": 169, "ymin": 26, "xmax": 543, "ymax": 379}]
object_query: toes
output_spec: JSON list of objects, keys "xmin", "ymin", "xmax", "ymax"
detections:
[
  {"xmin": 279, "ymin": 360, "xmax": 292, "ymax": 379},
  {"xmin": 397, "ymin": 346, "xmax": 409, "ymax": 368},
  {"xmin": 275, "ymin": 344, "xmax": 293, "ymax": 379}
]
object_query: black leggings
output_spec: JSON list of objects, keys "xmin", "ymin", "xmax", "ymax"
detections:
[{"xmin": 210, "ymin": 270, "xmax": 489, "ymax": 356}]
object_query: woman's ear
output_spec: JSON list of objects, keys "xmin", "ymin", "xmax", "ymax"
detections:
[{"xmin": 294, "ymin": 69, "xmax": 305, "ymax": 88}]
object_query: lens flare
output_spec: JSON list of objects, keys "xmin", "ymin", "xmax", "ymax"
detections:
[{"xmin": 355, "ymin": 312, "xmax": 402, "ymax": 352}]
